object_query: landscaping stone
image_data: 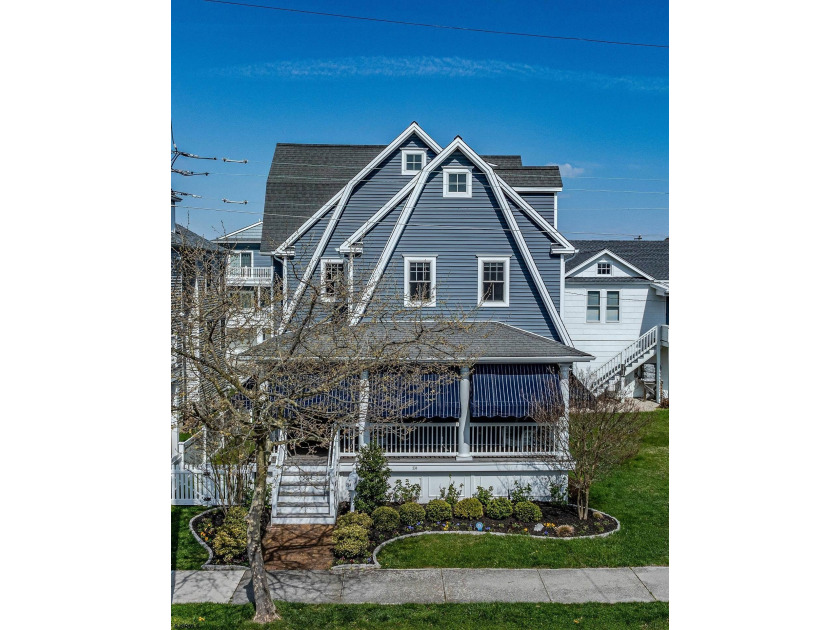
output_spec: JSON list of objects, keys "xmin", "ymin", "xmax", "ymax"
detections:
[
  {"xmin": 632, "ymin": 566, "xmax": 669, "ymax": 601},
  {"xmin": 171, "ymin": 570, "xmax": 246, "ymax": 604},
  {"xmin": 341, "ymin": 569, "xmax": 445, "ymax": 604},
  {"xmin": 442, "ymin": 569, "xmax": 548, "ymax": 603},
  {"xmin": 231, "ymin": 570, "xmax": 342, "ymax": 604}
]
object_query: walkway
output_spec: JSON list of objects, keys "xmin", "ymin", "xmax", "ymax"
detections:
[{"xmin": 171, "ymin": 567, "xmax": 668, "ymax": 605}]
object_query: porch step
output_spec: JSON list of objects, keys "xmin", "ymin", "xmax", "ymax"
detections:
[
  {"xmin": 271, "ymin": 514, "xmax": 336, "ymax": 525},
  {"xmin": 271, "ymin": 457, "xmax": 335, "ymax": 525},
  {"xmin": 275, "ymin": 503, "xmax": 330, "ymax": 515}
]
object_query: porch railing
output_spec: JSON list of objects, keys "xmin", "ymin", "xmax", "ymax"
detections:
[
  {"xmin": 470, "ymin": 422, "xmax": 557, "ymax": 456},
  {"xmin": 226, "ymin": 267, "xmax": 272, "ymax": 280}
]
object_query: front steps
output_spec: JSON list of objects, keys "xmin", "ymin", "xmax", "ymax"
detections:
[{"xmin": 271, "ymin": 457, "xmax": 335, "ymax": 525}]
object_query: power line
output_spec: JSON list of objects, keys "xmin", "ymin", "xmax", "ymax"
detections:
[
  {"xmin": 201, "ymin": 1, "xmax": 668, "ymax": 48},
  {"xmin": 564, "ymin": 189, "xmax": 669, "ymax": 195}
]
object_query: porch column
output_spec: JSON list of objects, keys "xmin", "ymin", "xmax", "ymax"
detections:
[
  {"xmin": 358, "ymin": 369, "xmax": 370, "ymax": 451},
  {"xmin": 655, "ymin": 329, "xmax": 662, "ymax": 403},
  {"xmin": 559, "ymin": 364, "xmax": 571, "ymax": 426},
  {"xmin": 456, "ymin": 366, "xmax": 472, "ymax": 461}
]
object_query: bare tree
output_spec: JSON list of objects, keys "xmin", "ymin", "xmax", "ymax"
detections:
[
  {"xmin": 532, "ymin": 373, "xmax": 652, "ymax": 520},
  {"xmin": 172, "ymin": 237, "xmax": 474, "ymax": 623}
]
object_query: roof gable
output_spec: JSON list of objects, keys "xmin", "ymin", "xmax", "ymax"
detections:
[
  {"xmin": 568, "ymin": 240, "xmax": 669, "ymax": 280},
  {"xmin": 215, "ymin": 221, "xmax": 263, "ymax": 242}
]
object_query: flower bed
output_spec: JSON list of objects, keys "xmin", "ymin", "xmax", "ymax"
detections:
[
  {"xmin": 331, "ymin": 501, "xmax": 619, "ymax": 566},
  {"xmin": 190, "ymin": 507, "xmax": 271, "ymax": 567}
]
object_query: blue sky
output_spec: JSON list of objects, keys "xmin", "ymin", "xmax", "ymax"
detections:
[{"xmin": 172, "ymin": 0, "xmax": 668, "ymax": 241}]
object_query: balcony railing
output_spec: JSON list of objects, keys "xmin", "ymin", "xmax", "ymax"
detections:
[
  {"xmin": 226, "ymin": 267, "xmax": 272, "ymax": 280},
  {"xmin": 470, "ymin": 422, "xmax": 557, "ymax": 456}
]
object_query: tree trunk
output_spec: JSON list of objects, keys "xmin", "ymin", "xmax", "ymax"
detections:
[
  {"xmin": 582, "ymin": 487, "xmax": 590, "ymax": 521},
  {"xmin": 246, "ymin": 432, "xmax": 278, "ymax": 624},
  {"xmin": 576, "ymin": 484, "xmax": 585, "ymax": 520}
]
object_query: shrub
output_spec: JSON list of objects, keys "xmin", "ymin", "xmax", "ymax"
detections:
[
  {"xmin": 212, "ymin": 506, "xmax": 248, "ymax": 563},
  {"xmin": 548, "ymin": 479, "xmax": 568, "ymax": 507},
  {"xmin": 336, "ymin": 511, "xmax": 373, "ymax": 532},
  {"xmin": 398, "ymin": 502, "xmax": 426, "ymax": 525},
  {"xmin": 453, "ymin": 497, "xmax": 484, "ymax": 519},
  {"xmin": 425, "ymin": 499, "xmax": 452, "ymax": 521},
  {"xmin": 485, "ymin": 497, "xmax": 513, "ymax": 519},
  {"xmin": 355, "ymin": 440, "xmax": 391, "ymax": 513},
  {"xmin": 513, "ymin": 501, "xmax": 542, "ymax": 522},
  {"xmin": 438, "ymin": 475, "xmax": 464, "ymax": 507},
  {"xmin": 592, "ymin": 511, "xmax": 604, "ymax": 521},
  {"xmin": 332, "ymin": 524, "xmax": 369, "ymax": 559},
  {"xmin": 389, "ymin": 478, "xmax": 421, "ymax": 505},
  {"xmin": 371, "ymin": 506, "xmax": 400, "ymax": 532},
  {"xmin": 473, "ymin": 485, "xmax": 494, "ymax": 507},
  {"xmin": 509, "ymin": 480, "xmax": 533, "ymax": 504},
  {"xmin": 554, "ymin": 524, "xmax": 575, "ymax": 537}
]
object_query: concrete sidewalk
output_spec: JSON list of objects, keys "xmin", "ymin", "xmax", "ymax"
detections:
[{"xmin": 171, "ymin": 567, "xmax": 668, "ymax": 605}]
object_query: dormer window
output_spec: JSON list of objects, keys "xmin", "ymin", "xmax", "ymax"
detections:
[
  {"xmin": 401, "ymin": 150, "xmax": 427, "ymax": 175},
  {"xmin": 443, "ymin": 167, "xmax": 472, "ymax": 198},
  {"xmin": 597, "ymin": 262, "xmax": 612, "ymax": 275}
]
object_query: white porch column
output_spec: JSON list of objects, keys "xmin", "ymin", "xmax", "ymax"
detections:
[
  {"xmin": 358, "ymin": 369, "xmax": 370, "ymax": 450},
  {"xmin": 456, "ymin": 366, "xmax": 472, "ymax": 461},
  {"xmin": 559, "ymin": 363, "xmax": 571, "ymax": 425}
]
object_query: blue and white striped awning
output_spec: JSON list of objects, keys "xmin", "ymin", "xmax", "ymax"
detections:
[
  {"xmin": 369, "ymin": 372, "xmax": 461, "ymax": 419},
  {"xmin": 470, "ymin": 364, "xmax": 561, "ymax": 418}
]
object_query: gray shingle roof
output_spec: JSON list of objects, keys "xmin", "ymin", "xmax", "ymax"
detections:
[
  {"xmin": 260, "ymin": 143, "xmax": 563, "ymax": 253},
  {"xmin": 172, "ymin": 223, "xmax": 223, "ymax": 252},
  {"xmin": 247, "ymin": 321, "xmax": 592, "ymax": 363},
  {"xmin": 568, "ymin": 240, "xmax": 669, "ymax": 281}
]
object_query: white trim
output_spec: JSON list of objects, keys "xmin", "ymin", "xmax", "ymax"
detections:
[
  {"xmin": 513, "ymin": 187, "xmax": 563, "ymax": 192},
  {"xmin": 401, "ymin": 148, "xmax": 427, "ymax": 175},
  {"xmin": 403, "ymin": 256, "xmax": 437, "ymax": 307},
  {"xmin": 319, "ymin": 258, "xmax": 345, "ymax": 302},
  {"xmin": 497, "ymin": 180, "xmax": 575, "ymax": 250},
  {"xmin": 228, "ymin": 250, "xmax": 255, "ymax": 268},
  {"xmin": 554, "ymin": 193, "xmax": 558, "ymax": 230},
  {"xmin": 214, "ymin": 220, "xmax": 263, "ymax": 241},
  {"xmin": 597, "ymin": 261, "xmax": 612, "ymax": 276},
  {"xmin": 442, "ymin": 167, "xmax": 472, "ymax": 198},
  {"xmin": 338, "ymin": 176, "xmax": 420, "ymax": 253},
  {"xmin": 476, "ymin": 256, "xmax": 510, "ymax": 307},
  {"xmin": 565, "ymin": 248, "xmax": 655, "ymax": 280}
]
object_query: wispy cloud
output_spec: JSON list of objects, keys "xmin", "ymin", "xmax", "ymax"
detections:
[
  {"xmin": 213, "ymin": 56, "xmax": 667, "ymax": 92},
  {"xmin": 547, "ymin": 162, "xmax": 586, "ymax": 178}
]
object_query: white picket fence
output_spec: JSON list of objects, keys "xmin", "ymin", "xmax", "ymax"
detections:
[{"xmin": 171, "ymin": 468, "xmax": 254, "ymax": 506}]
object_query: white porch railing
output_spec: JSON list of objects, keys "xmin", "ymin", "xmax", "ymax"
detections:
[
  {"xmin": 470, "ymin": 422, "xmax": 557, "ymax": 456},
  {"xmin": 590, "ymin": 325, "xmax": 660, "ymax": 391},
  {"xmin": 226, "ymin": 267, "xmax": 272, "ymax": 280}
]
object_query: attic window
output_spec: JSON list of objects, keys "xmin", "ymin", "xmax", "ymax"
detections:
[
  {"xmin": 401, "ymin": 150, "xmax": 427, "ymax": 175},
  {"xmin": 597, "ymin": 262, "xmax": 612, "ymax": 275},
  {"xmin": 443, "ymin": 168, "xmax": 472, "ymax": 198}
]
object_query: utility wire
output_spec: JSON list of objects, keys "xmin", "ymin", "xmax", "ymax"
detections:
[{"xmin": 200, "ymin": 1, "xmax": 668, "ymax": 48}]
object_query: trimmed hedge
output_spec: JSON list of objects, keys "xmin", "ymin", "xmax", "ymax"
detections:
[
  {"xmin": 485, "ymin": 497, "xmax": 514, "ymax": 519},
  {"xmin": 398, "ymin": 502, "xmax": 426, "ymax": 525},
  {"xmin": 453, "ymin": 497, "xmax": 484, "ymax": 519},
  {"xmin": 336, "ymin": 512, "xmax": 373, "ymax": 532},
  {"xmin": 371, "ymin": 506, "xmax": 400, "ymax": 532},
  {"xmin": 513, "ymin": 500, "xmax": 543, "ymax": 522},
  {"xmin": 425, "ymin": 499, "xmax": 452, "ymax": 521},
  {"xmin": 332, "ymin": 524, "xmax": 369, "ymax": 559}
]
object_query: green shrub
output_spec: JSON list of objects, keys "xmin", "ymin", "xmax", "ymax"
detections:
[
  {"xmin": 548, "ymin": 479, "xmax": 568, "ymax": 507},
  {"xmin": 371, "ymin": 506, "xmax": 400, "ymax": 532},
  {"xmin": 332, "ymin": 524, "xmax": 369, "ymax": 559},
  {"xmin": 438, "ymin": 475, "xmax": 464, "ymax": 507},
  {"xmin": 473, "ymin": 485, "xmax": 494, "ymax": 507},
  {"xmin": 389, "ymin": 478, "xmax": 421, "ymax": 505},
  {"xmin": 355, "ymin": 440, "xmax": 391, "ymax": 513},
  {"xmin": 513, "ymin": 500, "xmax": 542, "ymax": 522},
  {"xmin": 211, "ymin": 506, "xmax": 248, "ymax": 563},
  {"xmin": 425, "ymin": 499, "xmax": 452, "ymax": 521},
  {"xmin": 453, "ymin": 497, "xmax": 484, "ymax": 519},
  {"xmin": 336, "ymin": 511, "xmax": 373, "ymax": 532},
  {"xmin": 398, "ymin": 502, "xmax": 426, "ymax": 525},
  {"xmin": 509, "ymin": 480, "xmax": 533, "ymax": 504},
  {"xmin": 485, "ymin": 497, "xmax": 513, "ymax": 519}
]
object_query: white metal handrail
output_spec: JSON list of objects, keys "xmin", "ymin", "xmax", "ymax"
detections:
[{"xmin": 591, "ymin": 325, "xmax": 659, "ymax": 389}]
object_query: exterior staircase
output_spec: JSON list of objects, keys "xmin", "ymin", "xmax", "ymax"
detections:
[
  {"xmin": 270, "ymin": 456, "xmax": 334, "ymax": 525},
  {"xmin": 589, "ymin": 325, "xmax": 665, "ymax": 394}
]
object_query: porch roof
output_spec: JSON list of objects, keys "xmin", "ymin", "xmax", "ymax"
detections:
[{"xmin": 245, "ymin": 321, "xmax": 593, "ymax": 364}]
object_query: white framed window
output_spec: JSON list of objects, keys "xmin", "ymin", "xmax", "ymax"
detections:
[
  {"xmin": 320, "ymin": 258, "xmax": 345, "ymax": 302},
  {"xmin": 477, "ymin": 256, "xmax": 509, "ymax": 307},
  {"xmin": 606, "ymin": 290, "xmax": 620, "ymax": 322},
  {"xmin": 229, "ymin": 251, "xmax": 253, "ymax": 268},
  {"xmin": 586, "ymin": 291, "xmax": 601, "ymax": 322},
  {"xmin": 597, "ymin": 262, "xmax": 612, "ymax": 275},
  {"xmin": 401, "ymin": 149, "xmax": 427, "ymax": 175},
  {"xmin": 443, "ymin": 167, "xmax": 472, "ymax": 198},
  {"xmin": 404, "ymin": 256, "xmax": 436, "ymax": 307}
]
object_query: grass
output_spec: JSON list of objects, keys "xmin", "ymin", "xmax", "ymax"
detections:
[
  {"xmin": 377, "ymin": 410, "xmax": 669, "ymax": 569},
  {"xmin": 171, "ymin": 602, "xmax": 669, "ymax": 629},
  {"xmin": 172, "ymin": 506, "xmax": 211, "ymax": 570}
]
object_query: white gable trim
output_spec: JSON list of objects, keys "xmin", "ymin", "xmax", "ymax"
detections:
[
  {"xmin": 277, "ymin": 122, "xmax": 441, "ymax": 334},
  {"xmin": 275, "ymin": 195, "xmax": 342, "ymax": 252},
  {"xmin": 349, "ymin": 137, "xmax": 573, "ymax": 346},
  {"xmin": 513, "ymin": 186, "xmax": 563, "ymax": 192},
  {"xmin": 215, "ymin": 220, "xmax": 263, "ymax": 242},
  {"xmin": 337, "ymin": 176, "xmax": 421, "ymax": 253},
  {"xmin": 566, "ymin": 249, "xmax": 655, "ymax": 281},
  {"xmin": 497, "ymin": 180, "xmax": 575, "ymax": 250}
]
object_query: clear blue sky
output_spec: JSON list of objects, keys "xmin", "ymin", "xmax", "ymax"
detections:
[{"xmin": 172, "ymin": 0, "xmax": 668, "ymax": 241}]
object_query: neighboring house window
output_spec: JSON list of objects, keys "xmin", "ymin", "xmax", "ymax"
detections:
[
  {"xmin": 404, "ymin": 256, "xmax": 436, "ymax": 306},
  {"xmin": 586, "ymin": 291, "xmax": 601, "ymax": 322},
  {"xmin": 229, "ymin": 252, "xmax": 253, "ymax": 268},
  {"xmin": 443, "ymin": 168, "xmax": 472, "ymax": 198},
  {"xmin": 606, "ymin": 290, "xmax": 620, "ymax": 322},
  {"xmin": 401, "ymin": 150, "xmax": 427, "ymax": 175},
  {"xmin": 597, "ymin": 262, "xmax": 612, "ymax": 275},
  {"xmin": 229, "ymin": 287, "xmax": 255, "ymax": 310},
  {"xmin": 320, "ymin": 259, "xmax": 345, "ymax": 302},
  {"xmin": 477, "ymin": 256, "xmax": 509, "ymax": 306},
  {"xmin": 258, "ymin": 286, "xmax": 271, "ymax": 309}
]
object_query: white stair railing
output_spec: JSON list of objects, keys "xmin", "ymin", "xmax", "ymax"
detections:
[{"xmin": 590, "ymin": 326, "xmax": 660, "ymax": 391}]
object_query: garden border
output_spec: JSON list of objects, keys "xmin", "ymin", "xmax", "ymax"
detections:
[
  {"xmin": 188, "ymin": 507, "xmax": 249, "ymax": 571},
  {"xmin": 331, "ymin": 506, "xmax": 621, "ymax": 571}
]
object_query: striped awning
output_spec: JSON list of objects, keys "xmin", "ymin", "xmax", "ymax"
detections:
[
  {"xmin": 369, "ymin": 372, "xmax": 461, "ymax": 419},
  {"xmin": 470, "ymin": 364, "xmax": 561, "ymax": 418}
]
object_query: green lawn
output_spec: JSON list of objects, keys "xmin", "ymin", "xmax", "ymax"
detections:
[
  {"xmin": 377, "ymin": 410, "xmax": 669, "ymax": 569},
  {"xmin": 172, "ymin": 506, "xmax": 210, "ymax": 570},
  {"xmin": 171, "ymin": 602, "xmax": 669, "ymax": 629}
]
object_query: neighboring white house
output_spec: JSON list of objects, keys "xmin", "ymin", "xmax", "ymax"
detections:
[{"xmin": 564, "ymin": 240, "xmax": 669, "ymax": 400}]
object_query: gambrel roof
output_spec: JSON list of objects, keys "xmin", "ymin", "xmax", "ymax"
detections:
[
  {"xmin": 568, "ymin": 240, "xmax": 669, "ymax": 281},
  {"xmin": 261, "ymin": 142, "xmax": 563, "ymax": 253}
]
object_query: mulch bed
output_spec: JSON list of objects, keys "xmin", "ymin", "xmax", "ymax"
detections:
[{"xmin": 192, "ymin": 508, "xmax": 272, "ymax": 567}]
